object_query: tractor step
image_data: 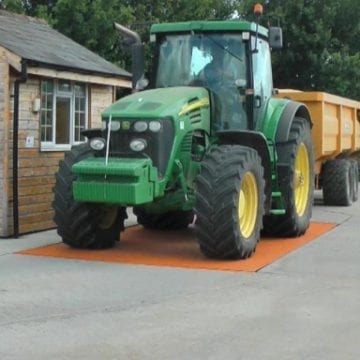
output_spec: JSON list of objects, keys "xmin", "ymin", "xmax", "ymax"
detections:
[
  {"xmin": 270, "ymin": 209, "xmax": 286, "ymax": 215},
  {"xmin": 269, "ymin": 192, "xmax": 286, "ymax": 214}
]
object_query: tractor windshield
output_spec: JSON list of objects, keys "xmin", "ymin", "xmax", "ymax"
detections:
[
  {"xmin": 155, "ymin": 33, "xmax": 246, "ymax": 87},
  {"xmin": 155, "ymin": 33, "xmax": 248, "ymax": 130}
]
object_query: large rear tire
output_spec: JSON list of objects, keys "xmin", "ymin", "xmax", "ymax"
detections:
[
  {"xmin": 53, "ymin": 143, "xmax": 127, "ymax": 249},
  {"xmin": 195, "ymin": 145, "xmax": 265, "ymax": 259},
  {"xmin": 350, "ymin": 159, "xmax": 359, "ymax": 202},
  {"xmin": 263, "ymin": 117, "xmax": 314, "ymax": 237},
  {"xmin": 322, "ymin": 159, "xmax": 352, "ymax": 206},
  {"xmin": 134, "ymin": 208, "xmax": 193, "ymax": 230}
]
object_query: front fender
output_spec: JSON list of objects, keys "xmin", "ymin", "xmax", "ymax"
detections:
[{"xmin": 216, "ymin": 130, "xmax": 272, "ymax": 213}]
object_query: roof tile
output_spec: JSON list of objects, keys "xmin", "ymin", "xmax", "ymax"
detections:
[{"xmin": 0, "ymin": 10, "xmax": 131, "ymax": 78}]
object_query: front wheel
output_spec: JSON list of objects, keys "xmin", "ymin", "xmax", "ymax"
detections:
[
  {"xmin": 53, "ymin": 143, "xmax": 127, "ymax": 249},
  {"xmin": 263, "ymin": 117, "xmax": 314, "ymax": 237},
  {"xmin": 195, "ymin": 145, "xmax": 265, "ymax": 259}
]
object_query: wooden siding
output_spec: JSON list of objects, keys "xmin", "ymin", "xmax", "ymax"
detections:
[
  {"xmin": 90, "ymin": 84, "xmax": 114, "ymax": 127},
  {"xmin": 3, "ymin": 75, "xmax": 116, "ymax": 235},
  {"xmin": 0, "ymin": 59, "xmax": 10, "ymax": 236}
]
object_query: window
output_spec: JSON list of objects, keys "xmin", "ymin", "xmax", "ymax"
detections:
[
  {"xmin": 40, "ymin": 79, "xmax": 87, "ymax": 150},
  {"xmin": 252, "ymin": 37, "xmax": 273, "ymax": 100},
  {"xmin": 155, "ymin": 33, "xmax": 247, "ymax": 88}
]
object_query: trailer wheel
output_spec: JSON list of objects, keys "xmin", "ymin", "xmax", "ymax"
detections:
[
  {"xmin": 263, "ymin": 117, "xmax": 314, "ymax": 237},
  {"xmin": 195, "ymin": 145, "xmax": 265, "ymax": 259},
  {"xmin": 322, "ymin": 159, "xmax": 352, "ymax": 206},
  {"xmin": 53, "ymin": 143, "xmax": 127, "ymax": 249},
  {"xmin": 134, "ymin": 208, "xmax": 193, "ymax": 230},
  {"xmin": 350, "ymin": 160, "xmax": 359, "ymax": 202}
]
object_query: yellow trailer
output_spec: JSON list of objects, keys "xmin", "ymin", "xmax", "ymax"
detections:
[{"xmin": 278, "ymin": 90, "xmax": 360, "ymax": 206}]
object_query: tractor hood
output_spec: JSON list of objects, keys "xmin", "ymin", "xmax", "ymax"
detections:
[{"xmin": 102, "ymin": 86, "xmax": 209, "ymax": 119}]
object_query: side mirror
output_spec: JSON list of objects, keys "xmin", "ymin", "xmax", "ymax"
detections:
[
  {"xmin": 135, "ymin": 77, "xmax": 149, "ymax": 91},
  {"xmin": 235, "ymin": 78, "xmax": 247, "ymax": 88},
  {"xmin": 269, "ymin": 27, "xmax": 283, "ymax": 50}
]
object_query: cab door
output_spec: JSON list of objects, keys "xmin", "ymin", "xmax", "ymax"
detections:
[{"xmin": 251, "ymin": 36, "xmax": 274, "ymax": 130}]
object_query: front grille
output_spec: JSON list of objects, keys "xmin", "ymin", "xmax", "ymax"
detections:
[
  {"xmin": 180, "ymin": 131, "xmax": 193, "ymax": 153},
  {"xmin": 105, "ymin": 118, "xmax": 174, "ymax": 177}
]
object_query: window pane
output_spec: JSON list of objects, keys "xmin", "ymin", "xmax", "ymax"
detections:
[
  {"xmin": 41, "ymin": 80, "xmax": 53, "ymax": 94},
  {"xmin": 41, "ymin": 127, "xmax": 46, "ymax": 142},
  {"xmin": 46, "ymin": 112, "xmax": 52, "ymax": 126},
  {"xmin": 47, "ymin": 95, "xmax": 53, "ymax": 109},
  {"xmin": 80, "ymin": 97, "xmax": 85, "ymax": 111},
  {"xmin": 74, "ymin": 113, "xmax": 86, "ymax": 142},
  {"xmin": 58, "ymin": 80, "xmax": 71, "ymax": 92},
  {"xmin": 40, "ymin": 80, "xmax": 54, "ymax": 142},
  {"xmin": 56, "ymin": 97, "xmax": 70, "ymax": 144},
  {"xmin": 74, "ymin": 82, "xmax": 86, "ymax": 142},
  {"xmin": 46, "ymin": 126, "xmax": 51, "ymax": 142},
  {"xmin": 75, "ymin": 83, "xmax": 85, "ymax": 96},
  {"xmin": 75, "ymin": 97, "xmax": 80, "ymax": 111},
  {"xmin": 41, "ymin": 112, "xmax": 46, "ymax": 126}
]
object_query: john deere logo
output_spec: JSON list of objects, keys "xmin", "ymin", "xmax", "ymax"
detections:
[{"xmin": 122, "ymin": 121, "xmax": 131, "ymax": 130}]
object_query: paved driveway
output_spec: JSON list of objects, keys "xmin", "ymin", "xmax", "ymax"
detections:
[{"xmin": 1, "ymin": 194, "xmax": 359, "ymax": 360}]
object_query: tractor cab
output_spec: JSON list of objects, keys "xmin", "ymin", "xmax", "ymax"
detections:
[
  {"xmin": 154, "ymin": 32, "xmax": 248, "ymax": 132},
  {"xmin": 149, "ymin": 21, "xmax": 281, "ymax": 134}
]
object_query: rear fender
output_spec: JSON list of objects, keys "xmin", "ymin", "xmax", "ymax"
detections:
[
  {"xmin": 216, "ymin": 130, "xmax": 272, "ymax": 213},
  {"xmin": 275, "ymin": 101, "xmax": 312, "ymax": 143}
]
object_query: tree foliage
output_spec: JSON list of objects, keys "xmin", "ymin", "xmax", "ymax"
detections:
[
  {"xmin": 240, "ymin": 0, "xmax": 360, "ymax": 99},
  {"xmin": 2, "ymin": 0, "xmax": 360, "ymax": 99}
]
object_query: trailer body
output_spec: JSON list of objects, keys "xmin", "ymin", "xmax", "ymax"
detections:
[{"xmin": 278, "ymin": 90, "xmax": 360, "ymax": 205}]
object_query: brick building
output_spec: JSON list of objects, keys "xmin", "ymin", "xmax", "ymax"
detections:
[{"xmin": 0, "ymin": 11, "xmax": 131, "ymax": 236}]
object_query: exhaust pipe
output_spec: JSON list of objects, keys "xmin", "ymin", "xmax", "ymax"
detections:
[
  {"xmin": 113, "ymin": 22, "xmax": 144, "ymax": 90},
  {"xmin": 113, "ymin": 23, "xmax": 141, "ymax": 44}
]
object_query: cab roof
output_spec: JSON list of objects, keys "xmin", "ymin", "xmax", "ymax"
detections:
[{"xmin": 150, "ymin": 20, "xmax": 268, "ymax": 38}]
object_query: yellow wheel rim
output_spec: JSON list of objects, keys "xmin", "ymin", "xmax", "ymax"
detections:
[
  {"xmin": 294, "ymin": 143, "xmax": 310, "ymax": 217},
  {"xmin": 238, "ymin": 172, "xmax": 258, "ymax": 239}
]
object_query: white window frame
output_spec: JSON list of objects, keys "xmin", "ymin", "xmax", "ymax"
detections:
[{"xmin": 40, "ymin": 79, "xmax": 88, "ymax": 151}]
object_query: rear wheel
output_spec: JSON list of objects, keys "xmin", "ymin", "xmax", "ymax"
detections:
[
  {"xmin": 322, "ymin": 159, "xmax": 352, "ymax": 206},
  {"xmin": 134, "ymin": 208, "xmax": 193, "ymax": 230},
  {"xmin": 53, "ymin": 143, "xmax": 127, "ymax": 249},
  {"xmin": 195, "ymin": 145, "xmax": 265, "ymax": 259},
  {"xmin": 263, "ymin": 117, "xmax": 314, "ymax": 237},
  {"xmin": 350, "ymin": 160, "xmax": 359, "ymax": 202}
]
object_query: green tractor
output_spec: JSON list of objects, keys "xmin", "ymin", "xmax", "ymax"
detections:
[{"xmin": 53, "ymin": 12, "xmax": 314, "ymax": 259}]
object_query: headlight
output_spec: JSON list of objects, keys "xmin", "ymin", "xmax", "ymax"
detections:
[
  {"xmin": 130, "ymin": 139, "xmax": 147, "ymax": 152},
  {"xmin": 101, "ymin": 120, "xmax": 107, "ymax": 130},
  {"xmin": 134, "ymin": 121, "xmax": 148, "ymax": 132},
  {"xmin": 110, "ymin": 121, "xmax": 121, "ymax": 131},
  {"xmin": 89, "ymin": 137, "xmax": 106, "ymax": 151},
  {"xmin": 149, "ymin": 121, "xmax": 161, "ymax": 132}
]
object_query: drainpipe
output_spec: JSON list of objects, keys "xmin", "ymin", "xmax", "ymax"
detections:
[{"xmin": 13, "ymin": 59, "xmax": 27, "ymax": 238}]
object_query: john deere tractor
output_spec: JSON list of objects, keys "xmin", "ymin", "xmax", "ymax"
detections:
[{"xmin": 53, "ymin": 10, "xmax": 314, "ymax": 259}]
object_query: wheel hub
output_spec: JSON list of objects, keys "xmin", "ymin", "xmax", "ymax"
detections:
[
  {"xmin": 294, "ymin": 143, "xmax": 310, "ymax": 216},
  {"xmin": 98, "ymin": 206, "xmax": 118, "ymax": 229},
  {"xmin": 238, "ymin": 172, "xmax": 258, "ymax": 239}
]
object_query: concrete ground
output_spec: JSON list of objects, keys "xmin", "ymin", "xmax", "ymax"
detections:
[{"xmin": 0, "ymin": 193, "xmax": 359, "ymax": 360}]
